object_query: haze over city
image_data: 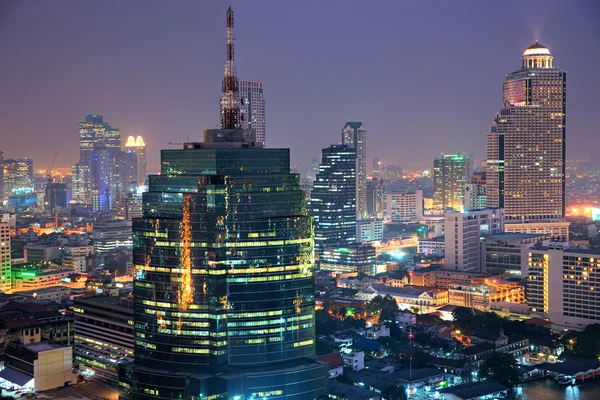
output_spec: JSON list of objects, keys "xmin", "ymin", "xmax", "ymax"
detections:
[{"xmin": 1, "ymin": 0, "xmax": 599, "ymax": 172}]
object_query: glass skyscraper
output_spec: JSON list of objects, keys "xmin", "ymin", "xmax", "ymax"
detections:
[
  {"xmin": 486, "ymin": 42, "xmax": 566, "ymax": 222},
  {"xmin": 308, "ymin": 144, "xmax": 357, "ymax": 258},
  {"xmin": 118, "ymin": 129, "xmax": 328, "ymax": 399},
  {"xmin": 342, "ymin": 122, "xmax": 367, "ymax": 220}
]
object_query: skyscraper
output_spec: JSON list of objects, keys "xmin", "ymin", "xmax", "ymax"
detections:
[
  {"xmin": 124, "ymin": 135, "xmax": 147, "ymax": 186},
  {"xmin": 3, "ymin": 158, "xmax": 34, "ymax": 200},
  {"xmin": 0, "ymin": 151, "xmax": 4, "ymax": 203},
  {"xmin": 342, "ymin": 122, "xmax": 367, "ymax": 219},
  {"xmin": 0, "ymin": 216, "xmax": 10, "ymax": 292},
  {"xmin": 366, "ymin": 177, "xmax": 385, "ymax": 219},
  {"xmin": 432, "ymin": 154, "xmax": 470, "ymax": 211},
  {"xmin": 308, "ymin": 144, "xmax": 357, "ymax": 257},
  {"xmin": 486, "ymin": 42, "xmax": 566, "ymax": 223},
  {"xmin": 75, "ymin": 114, "xmax": 123, "ymax": 210},
  {"xmin": 118, "ymin": 7, "xmax": 328, "ymax": 399},
  {"xmin": 239, "ymin": 80, "xmax": 266, "ymax": 146}
]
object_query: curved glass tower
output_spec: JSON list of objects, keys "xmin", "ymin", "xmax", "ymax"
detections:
[{"xmin": 118, "ymin": 129, "xmax": 328, "ymax": 399}]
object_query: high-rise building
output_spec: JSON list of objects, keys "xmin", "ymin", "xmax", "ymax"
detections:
[
  {"xmin": 366, "ymin": 177, "xmax": 385, "ymax": 219},
  {"xmin": 433, "ymin": 154, "xmax": 470, "ymax": 211},
  {"xmin": 3, "ymin": 158, "xmax": 34, "ymax": 200},
  {"xmin": 44, "ymin": 182, "xmax": 67, "ymax": 214},
  {"xmin": 486, "ymin": 42, "xmax": 566, "ymax": 222},
  {"xmin": 0, "ymin": 218, "xmax": 10, "ymax": 292},
  {"xmin": 527, "ymin": 245, "xmax": 600, "ymax": 329},
  {"xmin": 320, "ymin": 243, "xmax": 377, "ymax": 275},
  {"xmin": 308, "ymin": 144, "xmax": 357, "ymax": 256},
  {"xmin": 75, "ymin": 114, "xmax": 123, "ymax": 210},
  {"xmin": 444, "ymin": 208, "xmax": 504, "ymax": 271},
  {"xmin": 79, "ymin": 114, "xmax": 121, "ymax": 163},
  {"xmin": 384, "ymin": 190, "xmax": 423, "ymax": 223},
  {"xmin": 342, "ymin": 122, "xmax": 367, "ymax": 219},
  {"xmin": 239, "ymin": 80, "xmax": 266, "ymax": 146},
  {"xmin": 118, "ymin": 7, "xmax": 328, "ymax": 399},
  {"xmin": 124, "ymin": 135, "xmax": 147, "ymax": 186},
  {"xmin": 463, "ymin": 171, "xmax": 487, "ymax": 211},
  {"xmin": 0, "ymin": 150, "xmax": 4, "ymax": 203}
]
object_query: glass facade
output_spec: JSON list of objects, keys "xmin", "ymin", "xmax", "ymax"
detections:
[
  {"xmin": 308, "ymin": 145, "xmax": 357, "ymax": 259},
  {"xmin": 432, "ymin": 154, "xmax": 470, "ymax": 212},
  {"xmin": 118, "ymin": 131, "xmax": 328, "ymax": 400}
]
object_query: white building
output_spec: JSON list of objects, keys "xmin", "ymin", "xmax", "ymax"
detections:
[
  {"xmin": 356, "ymin": 219, "xmax": 384, "ymax": 243},
  {"xmin": 384, "ymin": 190, "xmax": 423, "ymax": 222},
  {"xmin": 504, "ymin": 221, "xmax": 570, "ymax": 242},
  {"xmin": 418, "ymin": 236, "xmax": 445, "ymax": 257},
  {"xmin": 527, "ymin": 246, "xmax": 600, "ymax": 330},
  {"xmin": 62, "ymin": 245, "xmax": 93, "ymax": 273},
  {"xmin": 239, "ymin": 80, "xmax": 266, "ymax": 146},
  {"xmin": 445, "ymin": 208, "xmax": 504, "ymax": 271},
  {"xmin": 395, "ymin": 312, "xmax": 416, "ymax": 329},
  {"xmin": 342, "ymin": 351, "xmax": 365, "ymax": 371}
]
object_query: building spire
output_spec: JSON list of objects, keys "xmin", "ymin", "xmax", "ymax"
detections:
[{"xmin": 220, "ymin": 6, "xmax": 240, "ymax": 129}]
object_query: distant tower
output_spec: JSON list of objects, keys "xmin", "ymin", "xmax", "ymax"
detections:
[
  {"xmin": 124, "ymin": 136, "xmax": 147, "ymax": 186},
  {"xmin": 487, "ymin": 41, "xmax": 566, "ymax": 222},
  {"xmin": 342, "ymin": 122, "xmax": 367, "ymax": 219},
  {"xmin": 220, "ymin": 6, "xmax": 241, "ymax": 130},
  {"xmin": 239, "ymin": 80, "xmax": 266, "ymax": 145}
]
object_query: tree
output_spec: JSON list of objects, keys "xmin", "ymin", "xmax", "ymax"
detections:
[
  {"xmin": 478, "ymin": 352, "xmax": 521, "ymax": 387},
  {"xmin": 367, "ymin": 295, "xmax": 399, "ymax": 323},
  {"xmin": 570, "ymin": 324, "xmax": 600, "ymax": 358},
  {"xmin": 382, "ymin": 384, "xmax": 407, "ymax": 400}
]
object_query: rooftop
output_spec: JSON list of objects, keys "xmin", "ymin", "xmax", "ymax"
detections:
[
  {"xmin": 487, "ymin": 232, "xmax": 546, "ymax": 241},
  {"xmin": 523, "ymin": 41, "xmax": 551, "ymax": 57},
  {"xmin": 316, "ymin": 352, "xmax": 344, "ymax": 369},
  {"xmin": 439, "ymin": 382, "xmax": 509, "ymax": 399},
  {"xmin": 26, "ymin": 342, "xmax": 65, "ymax": 352}
]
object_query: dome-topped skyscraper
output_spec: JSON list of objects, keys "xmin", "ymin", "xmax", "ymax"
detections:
[
  {"xmin": 521, "ymin": 40, "xmax": 553, "ymax": 69},
  {"xmin": 486, "ymin": 41, "xmax": 568, "ymax": 239}
]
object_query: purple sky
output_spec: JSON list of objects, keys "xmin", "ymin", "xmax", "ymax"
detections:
[{"xmin": 1, "ymin": 0, "xmax": 599, "ymax": 174}]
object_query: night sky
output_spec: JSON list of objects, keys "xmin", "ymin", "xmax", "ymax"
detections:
[{"xmin": 1, "ymin": 0, "xmax": 599, "ymax": 174}]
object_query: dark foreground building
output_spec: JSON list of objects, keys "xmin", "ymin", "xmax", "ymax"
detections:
[{"xmin": 117, "ymin": 129, "xmax": 328, "ymax": 399}]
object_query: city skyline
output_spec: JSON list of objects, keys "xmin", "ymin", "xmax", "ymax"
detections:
[{"xmin": 1, "ymin": 1, "xmax": 599, "ymax": 173}]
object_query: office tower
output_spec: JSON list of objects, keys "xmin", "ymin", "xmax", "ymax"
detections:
[
  {"xmin": 366, "ymin": 177, "xmax": 385, "ymax": 219},
  {"xmin": 89, "ymin": 144, "xmax": 113, "ymax": 211},
  {"xmin": 308, "ymin": 144, "xmax": 357, "ymax": 256},
  {"xmin": 76, "ymin": 114, "xmax": 122, "ymax": 209},
  {"xmin": 71, "ymin": 162, "xmax": 91, "ymax": 204},
  {"xmin": 118, "ymin": 7, "xmax": 328, "ymax": 399},
  {"xmin": 3, "ymin": 158, "xmax": 34, "ymax": 199},
  {"xmin": 486, "ymin": 42, "xmax": 566, "ymax": 222},
  {"xmin": 124, "ymin": 135, "xmax": 147, "ymax": 186},
  {"xmin": 463, "ymin": 171, "xmax": 487, "ymax": 211},
  {"xmin": 0, "ymin": 219, "xmax": 10, "ymax": 292},
  {"xmin": 0, "ymin": 150, "xmax": 4, "ymax": 203},
  {"xmin": 433, "ymin": 154, "xmax": 470, "ymax": 211},
  {"xmin": 381, "ymin": 164, "xmax": 403, "ymax": 181},
  {"xmin": 74, "ymin": 294, "xmax": 134, "ymax": 385},
  {"xmin": 342, "ymin": 122, "xmax": 367, "ymax": 219},
  {"xmin": 527, "ymin": 246, "xmax": 600, "ymax": 328},
  {"xmin": 384, "ymin": 190, "xmax": 423, "ymax": 222},
  {"xmin": 444, "ymin": 208, "xmax": 504, "ymax": 271},
  {"xmin": 44, "ymin": 182, "xmax": 67, "ymax": 214},
  {"xmin": 79, "ymin": 114, "xmax": 122, "ymax": 162},
  {"xmin": 239, "ymin": 80, "xmax": 266, "ymax": 146},
  {"xmin": 62, "ymin": 245, "xmax": 94, "ymax": 273}
]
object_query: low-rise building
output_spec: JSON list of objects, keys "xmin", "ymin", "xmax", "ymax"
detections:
[
  {"xmin": 418, "ymin": 236, "xmax": 445, "ymax": 257},
  {"xmin": 62, "ymin": 245, "xmax": 93, "ymax": 273},
  {"xmin": 24, "ymin": 244, "xmax": 60, "ymax": 263},
  {"xmin": 365, "ymin": 324, "xmax": 390, "ymax": 340},
  {"xmin": 483, "ymin": 233, "xmax": 548, "ymax": 275},
  {"xmin": 0, "ymin": 332, "xmax": 75, "ymax": 393},
  {"xmin": 15, "ymin": 286, "xmax": 71, "ymax": 303},
  {"xmin": 395, "ymin": 312, "xmax": 416, "ymax": 329},
  {"xmin": 359, "ymin": 284, "xmax": 448, "ymax": 313},
  {"xmin": 73, "ymin": 293, "xmax": 134, "ymax": 385},
  {"xmin": 454, "ymin": 329, "xmax": 529, "ymax": 367},
  {"xmin": 343, "ymin": 351, "xmax": 365, "ymax": 371},
  {"xmin": 316, "ymin": 352, "xmax": 344, "ymax": 379},
  {"xmin": 12, "ymin": 265, "xmax": 72, "ymax": 291}
]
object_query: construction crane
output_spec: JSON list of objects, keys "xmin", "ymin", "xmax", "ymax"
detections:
[{"xmin": 47, "ymin": 152, "xmax": 58, "ymax": 184}]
